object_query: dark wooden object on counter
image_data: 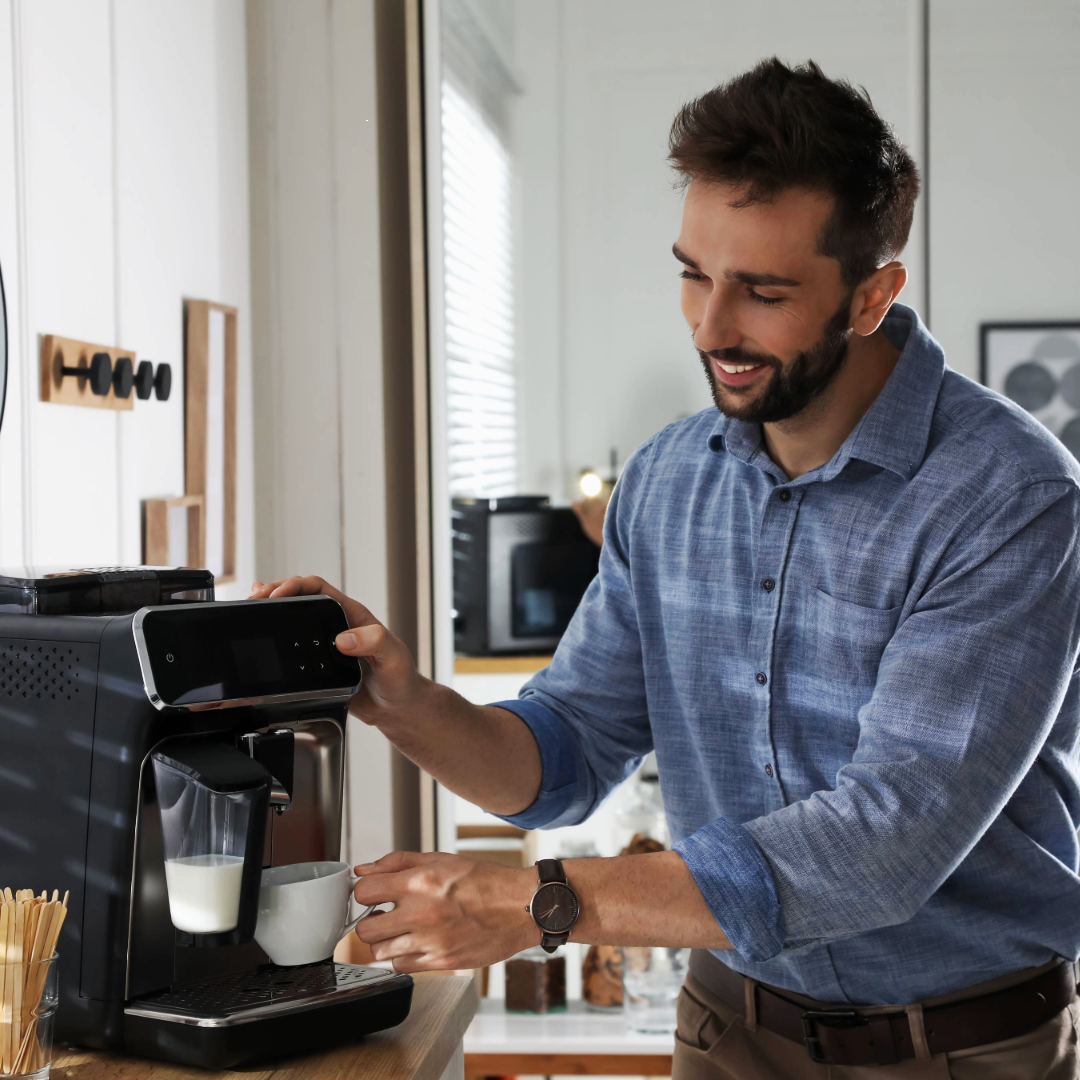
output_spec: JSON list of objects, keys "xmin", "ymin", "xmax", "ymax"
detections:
[
  {"xmin": 505, "ymin": 949, "xmax": 566, "ymax": 1013},
  {"xmin": 49, "ymin": 973, "xmax": 475, "ymax": 1080}
]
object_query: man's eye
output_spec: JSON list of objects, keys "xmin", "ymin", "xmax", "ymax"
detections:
[
  {"xmin": 679, "ymin": 269, "xmax": 705, "ymax": 282},
  {"xmin": 748, "ymin": 290, "xmax": 783, "ymax": 306}
]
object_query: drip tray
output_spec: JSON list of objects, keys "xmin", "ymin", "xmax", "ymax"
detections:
[
  {"xmin": 126, "ymin": 961, "xmax": 405, "ymax": 1027},
  {"xmin": 123, "ymin": 961, "xmax": 414, "ymax": 1068}
]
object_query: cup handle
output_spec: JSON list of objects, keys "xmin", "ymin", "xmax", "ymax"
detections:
[{"xmin": 344, "ymin": 871, "xmax": 377, "ymax": 936}]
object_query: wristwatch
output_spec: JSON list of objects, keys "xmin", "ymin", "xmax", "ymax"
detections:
[{"xmin": 526, "ymin": 858, "xmax": 580, "ymax": 953}]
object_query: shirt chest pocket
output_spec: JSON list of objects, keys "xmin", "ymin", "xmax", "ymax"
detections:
[{"xmin": 803, "ymin": 588, "xmax": 901, "ymax": 686}]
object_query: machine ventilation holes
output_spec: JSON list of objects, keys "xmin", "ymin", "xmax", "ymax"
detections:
[{"xmin": 0, "ymin": 644, "xmax": 83, "ymax": 701}]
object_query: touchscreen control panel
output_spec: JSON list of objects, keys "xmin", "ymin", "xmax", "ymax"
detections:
[{"xmin": 132, "ymin": 596, "xmax": 362, "ymax": 709}]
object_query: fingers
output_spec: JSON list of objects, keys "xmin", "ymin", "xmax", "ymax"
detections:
[
  {"xmin": 355, "ymin": 851, "xmax": 429, "ymax": 876},
  {"xmin": 335, "ymin": 622, "xmax": 391, "ymax": 660},
  {"xmin": 387, "ymin": 954, "xmax": 426, "ymax": 974},
  {"xmin": 246, "ymin": 575, "xmax": 382, "ymax": 633},
  {"xmin": 354, "ymin": 908, "xmax": 406, "ymax": 945}
]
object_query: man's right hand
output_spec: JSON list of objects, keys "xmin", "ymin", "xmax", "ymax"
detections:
[
  {"xmin": 249, "ymin": 576, "xmax": 422, "ymax": 725},
  {"xmin": 248, "ymin": 574, "xmax": 544, "ymax": 817}
]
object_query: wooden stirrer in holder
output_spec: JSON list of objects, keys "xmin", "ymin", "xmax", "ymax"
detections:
[{"xmin": 1, "ymin": 889, "xmax": 67, "ymax": 1077}]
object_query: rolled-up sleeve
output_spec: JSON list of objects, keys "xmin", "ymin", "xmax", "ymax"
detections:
[
  {"xmin": 678, "ymin": 480, "xmax": 1080, "ymax": 962},
  {"xmin": 494, "ymin": 439, "xmax": 658, "ymax": 831}
]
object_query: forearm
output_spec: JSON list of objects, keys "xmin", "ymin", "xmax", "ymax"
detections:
[
  {"xmin": 353, "ymin": 848, "xmax": 733, "ymax": 973},
  {"xmin": 366, "ymin": 679, "xmax": 542, "ymax": 817},
  {"xmin": 562, "ymin": 851, "xmax": 733, "ymax": 949}
]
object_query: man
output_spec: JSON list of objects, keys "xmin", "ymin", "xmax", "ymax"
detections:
[{"xmin": 252, "ymin": 58, "xmax": 1080, "ymax": 1077}]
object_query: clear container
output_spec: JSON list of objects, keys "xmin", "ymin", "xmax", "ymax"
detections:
[
  {"xmin": 1, "ymin": 953, "xmax": 58, "ymax": 1079},
  {"xmin": 619, "ymin": 946, "xmax": 689, "ymax": 1033},
  {"xmin": 614, "ymin": 771, "xmax": 668, "ymax": 852},
  {"xmin": 153, "ymin": 750, "xmax": 263, "ymax": 934}
]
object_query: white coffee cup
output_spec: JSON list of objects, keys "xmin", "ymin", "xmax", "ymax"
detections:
[{"xmin": 255, "ymin": 860, "xmax": 375, "ymax": 966}]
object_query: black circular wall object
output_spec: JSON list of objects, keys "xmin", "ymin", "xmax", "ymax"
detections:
[
  {"xmin": 61, "ymin": 352, "xmax": 113, "ymax": 396},
  {"xmin": 134, "ymin": 360, "xmax": 154, "ymax": 400},
  {"xmin": 112, "ymin": 357, "xmax": 134, "ymax": 399},
  {"xmin": 154, "ymin": 362, "xmax": 172, "ymax": 401},
  {"xmin": 89, "ymin": 353, "xmax": 113, "ymax": 396}
]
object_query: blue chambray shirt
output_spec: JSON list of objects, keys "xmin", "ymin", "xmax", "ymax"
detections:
[{"xmin": 495, "ymin": 303, "xmax": 1080, "ymax": 1005}]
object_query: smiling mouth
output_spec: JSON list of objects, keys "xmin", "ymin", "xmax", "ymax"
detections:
[{"xmin": 711, "ymin": 357, "xmax": 770, "ymax": 388}]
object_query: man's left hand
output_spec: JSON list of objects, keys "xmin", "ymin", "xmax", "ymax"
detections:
[{"xmin": 353, "ymin": 851, "xmax": 539, "ymax": 972}]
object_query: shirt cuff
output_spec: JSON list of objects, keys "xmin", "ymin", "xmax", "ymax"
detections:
[
  {"xmin": 674, "ymin": 817, "xmax": 786, "ymax": 964},
  {"xmin": 488, "ymin": 697, "xmax": 580, "ymax": 829}
]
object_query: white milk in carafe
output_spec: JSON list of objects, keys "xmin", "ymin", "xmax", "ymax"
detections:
[{"xmin": 164, "ymin": 854, "xmax": 245, "ymax": 932}]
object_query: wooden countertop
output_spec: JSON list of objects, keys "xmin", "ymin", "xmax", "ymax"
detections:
[
  {"xmin": 50, "ymin": 974, "xmax": 476, "ymax": 1080},
  {"xmin": 453, "ymin": 656, "xmax": 553, "ymax": 675}
]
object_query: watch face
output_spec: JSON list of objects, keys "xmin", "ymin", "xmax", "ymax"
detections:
[{"xmin": 531, "ymin": 882, "xmax": 579, "ymax": 934}]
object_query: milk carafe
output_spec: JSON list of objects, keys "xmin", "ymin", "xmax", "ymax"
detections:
[{"xmin": 152, "ymin": 742, "xmax": 271, "ymax": 945}]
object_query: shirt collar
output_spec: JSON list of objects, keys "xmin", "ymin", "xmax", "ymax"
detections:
[{"xmin": 706, "ymin": 303, "xmax": 944, "ymax": 483}]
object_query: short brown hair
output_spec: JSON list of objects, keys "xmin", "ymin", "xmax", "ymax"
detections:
[{"xmin": 669, "ymin": 58, "xmax": 920, "ymax": 288}]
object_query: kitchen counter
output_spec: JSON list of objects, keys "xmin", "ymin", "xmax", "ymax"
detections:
[
  {"xmin": 50, "ymin": 974, "xmax": 476, "ymax": 1080},
  {"xmin": 464, "ymin": 998, "xmax": 673, "ymax": 1077}
]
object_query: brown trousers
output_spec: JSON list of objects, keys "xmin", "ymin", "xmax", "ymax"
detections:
[{"xmin": 673, "ymin": 961, "xmax": 1080, "ymax": 1080}]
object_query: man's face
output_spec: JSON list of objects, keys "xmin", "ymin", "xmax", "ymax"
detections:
[{"xmin": 676, "ymin": 180, "xmax": 855, "ymax": 424}]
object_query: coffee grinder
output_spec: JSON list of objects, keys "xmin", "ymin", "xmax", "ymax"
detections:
[{"xmin": 0, "ymin": 580, "xmax": 413, "ymax": 1068}]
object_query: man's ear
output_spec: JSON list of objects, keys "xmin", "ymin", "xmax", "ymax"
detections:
[{"xmin": 850, "ymin": 262, "xmax": 908, "ymax": 336}]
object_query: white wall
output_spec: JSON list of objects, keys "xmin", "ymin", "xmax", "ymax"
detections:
[
  {"xmin": 511, "ymin": 0, "xmax": 928, "ymax": 499},
  {"xmin": 0, "ymin": 0, "xmax": 253, "ymax": 593},
  {"xmin": 928, "ymin": 0, "xmax": 1080, "ymax": 381},
  {"xmin": 247, "ymin": 0, "xmax": 418, "ymax": 865}
]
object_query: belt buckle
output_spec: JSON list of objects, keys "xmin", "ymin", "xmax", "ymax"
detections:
[{"xmin": 801, "ymin": 1009, "xmax": 867, "ymax": 1064}]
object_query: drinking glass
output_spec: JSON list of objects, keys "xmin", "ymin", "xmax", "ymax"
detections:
[
  {"xmin": 619, "ymin": 946, "xmax": 689, "ymax": 1034},
  {"xmin": 0, "ymin": 953, "xmax": 59, "ymax": 1079}
]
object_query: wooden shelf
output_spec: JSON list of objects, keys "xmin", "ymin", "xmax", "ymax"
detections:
[{"xmin": 454, "ymin": 655, "xmax": 554, "ymax": 675}]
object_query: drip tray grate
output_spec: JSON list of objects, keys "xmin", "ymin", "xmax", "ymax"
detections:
[{"xmin": 126, "ymin": 962, "xmax": 403, "ymax": 1026}]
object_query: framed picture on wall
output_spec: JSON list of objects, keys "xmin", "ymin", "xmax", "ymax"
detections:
[
  {"xmin": 185, "ymin": 299, "xmax": 238, "ymax": 584},
  {"xmin": 980, "ymin": 322, "xmax": 1080, "ymax": 460},
  {"xmin": 143, "ymin": 495, "xmax": 205, "ymax": 568}
]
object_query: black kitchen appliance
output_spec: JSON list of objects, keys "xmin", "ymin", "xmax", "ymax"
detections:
[
  {"xmin": 0, "ymin": 565, "xmax": 214, "ymax": 614},
  {"xmin": 452, "ymin": 496, "xmax": 600, "ymax": 655},
  {"xmin": 0, "ymin": 591, "xmax": 413, "ymax": 1068}
]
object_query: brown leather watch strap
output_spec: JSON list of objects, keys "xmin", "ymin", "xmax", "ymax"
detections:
[
  {"xmin": 537, "ymin": 858, "xmax": 564, "ymax": 884},
  {"xmin": 689, "ymin": 950, "xmax": 1076, "ymax": 1066}
]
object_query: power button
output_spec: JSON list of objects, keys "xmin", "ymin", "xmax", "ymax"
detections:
[{"xmin": 165, "ymin": 652, "xmax": 175, "ymax": 663}]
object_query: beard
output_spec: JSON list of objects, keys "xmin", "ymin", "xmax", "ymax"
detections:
[{"xmin": 698, "ymin": 292, "xmax": 854, "ymax": 425}]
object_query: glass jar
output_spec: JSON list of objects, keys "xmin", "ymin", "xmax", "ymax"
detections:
[
  {"xmin": 614, "ymin": 767, "xmax": 668, "ymax": 852},
  {"xmin": 1, "ymin": 953, "xmax": 58, "ymax": 1078},
  {"xmin": 619, "ymin": 946, "xmax": 689, "ymax": 1033}
]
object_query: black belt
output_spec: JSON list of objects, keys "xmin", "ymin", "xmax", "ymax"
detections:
[{"xmin": 688, "ymin": 950, "xmax": 1076, "ymax": 1066}]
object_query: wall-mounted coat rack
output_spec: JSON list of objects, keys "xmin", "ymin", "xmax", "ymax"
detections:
[{"xmin": 40, "ymin": 334, "xmax": 171, "ymax": 409}]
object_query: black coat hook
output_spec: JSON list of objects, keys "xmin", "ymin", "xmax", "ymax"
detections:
[
  {"xmin": 154, "ymin": 363, "xmax": 172, "ymax": 401},
  {"xmin": 61, "ymin": 352, "xmax": 112, "ymax": 396},
  {"xmin": 113, "ymin": 357, "xmax": 134, "ymax": 399},
  {"xmin": 134, "ymin": 360, "xmax": 154, "ymax": 400}
]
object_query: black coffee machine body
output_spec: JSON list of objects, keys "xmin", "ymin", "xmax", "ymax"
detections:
[{"xmin": 0, "ymin": 576, "xmax": 412, "ymax": 1068}]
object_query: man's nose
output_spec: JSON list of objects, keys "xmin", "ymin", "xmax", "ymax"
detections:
[{"xmin": 694, "ymin": 290, "xmax": 741, "ymax": 354}]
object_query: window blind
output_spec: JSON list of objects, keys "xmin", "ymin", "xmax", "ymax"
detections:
[{"xmin": 440, "ymin": 7, "xmax": 517, "ymax": 497}]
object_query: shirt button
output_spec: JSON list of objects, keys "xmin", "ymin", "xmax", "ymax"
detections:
[
  {"xmin": 755, "ymin": 672, "xmax": 767, "ymax": 685},
  {"xmin": 777, "ymin": 489, "xmax": 792, "ymax": 503},
  {"xmin": 764, "ymin": 764, "xmax": 774, "ymax": 777},
  {"xmin": 761, "ymin": 578, "xmax": 775, "ymax": 592}
]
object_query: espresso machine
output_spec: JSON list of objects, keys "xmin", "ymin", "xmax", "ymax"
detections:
[{"xmin": 0, "ymin": 568, "xmax": 413, "ymax": 1068}]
